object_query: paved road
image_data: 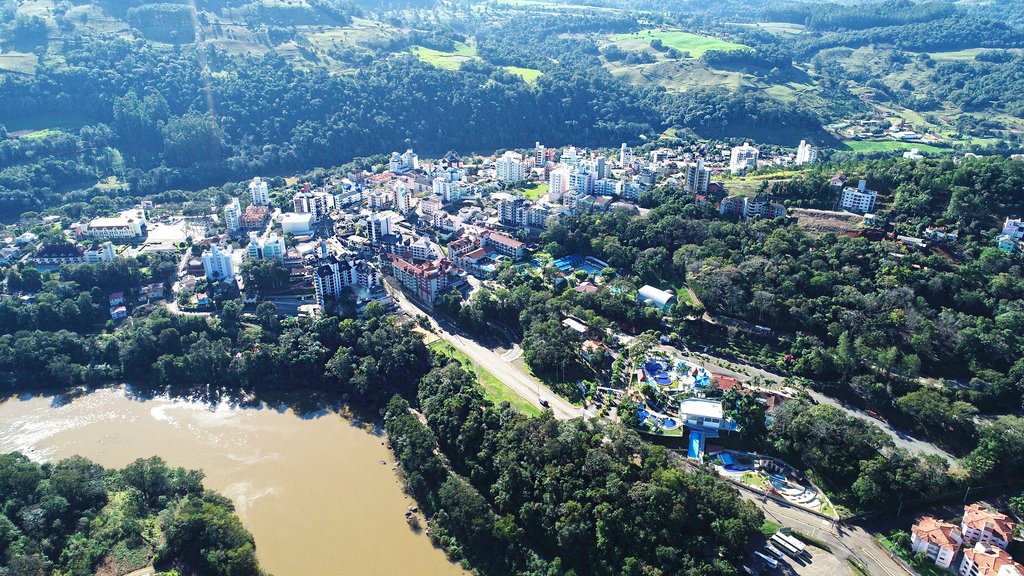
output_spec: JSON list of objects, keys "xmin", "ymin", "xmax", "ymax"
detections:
[
  {"xmin": 657, "ymin": 344, "xmax": 958, "ymax": 464},
  {"xmin": 387, "ymin": 282, "xmax": 581, "ymax": 420}
]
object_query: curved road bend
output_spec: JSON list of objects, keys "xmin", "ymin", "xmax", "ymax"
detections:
[
  {"xmin": 657, "ymin": 345, "xmax": 957, "ymax": 465},
  {"xmin": 388, "ymin": 284, "xmax": 580, "ymax": 420}
]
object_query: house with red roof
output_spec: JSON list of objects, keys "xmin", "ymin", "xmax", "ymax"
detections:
[
  {"xmin": 959, "ymin": 543, "xmax": 1024, "ymax": 576},
  {"xmin": 912, "ymin": 516, "xmax": 963, "ymax": 568},
  {"xmin": 962, "ymin": 504, "xmax": 1016, "ymax": 550}
]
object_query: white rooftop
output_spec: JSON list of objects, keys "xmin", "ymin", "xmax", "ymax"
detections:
[{"xmin": 679, "ymin": 398, "xmax": 724, "ymax": 419}]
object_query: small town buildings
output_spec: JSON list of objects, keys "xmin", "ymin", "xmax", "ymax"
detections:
[
  {"xmin": 247, "ymin": 232, "xmax": 286, "ymax": 260},
  {"xmin": 548, "ymin": 164, "xmax": 569, "ymax": 202},
  {"xmin": 224, "ymin": 197, "xmax": 242, "ymax": 234},
  {"xmin": 840, "ymin": 180, "xmax": 878, "ymax": 213},
  {"xmin": 34, "ymin": 243, "xmax": 84, "ymax": 266},
  {"xmin": 719, "ymin": 196, "xmax": 786, "ymax": 220},
  {"xmin": 201, "ymin": 244, "xmax": 235, "ymax": 282},
  {"xmin": 496, "ymin": 151, "xmax": 531, "ymax": 183},
  {"xmin": 998, "ymin": 218, "xmax": 1024, "ymax": 253},
  {"xmin": 730, "ymin": 142, "xmax": 760, "ymax": 174},
  {"xmin": 293, "ymin": 189, "xmax": 331, "ymax": 223},
  {"xmin": 959, "ymin": 543, "xmax": 1024, "ymax": 576},
  {"xmin": 15, "ymin": 232, "xmax": 37, "ymax": 245},
  {"xmin": 109, "ymin": 305, "xmax": 127, "ymax": 320},
  {"xmin": 109, "ymin": 292, "xmax": 125, "ymax": 306},
  {"xmin": 281, "ymin": 212, "xmax": 314, "ymax": 235},
  {"xmin": 391, "ymin": 256, "xmax": 451, "ymax": 304},
  {"xmin": 140, "ymin": 282, "xmax": 165, "ymax": 301},
  {"xmin": 249, "ymin": 177, "xmax": 270, "ymax": 206},
  {"xmin": 410, "ymin": 235, "xmax": 433, "ymax": 261},
  {"xmin": 84, "ymin": 241, "xmax": 116, "ymax": 264},
  {"xmin": 312, "ymin": 257, "xmax": 381, "ymax": 307},
  {"xmin": 962, "ymin": 505, "xmax": 1016, "ymax": 550},
  {"xmin": 911, "ymin": 516, "xmax": 963, "ymax": 569},
  {"xmin": 368, "ymin": 212, "xmax": 395, "ymax": 244},
  {"xmin": 637, "ymin": 285, "xmax": 677, "ymax": 312},
  {"xmin": 619, "ymin": 143, "xmax": 633, "ymax": 166},
  {"xmin": 685, "ymin": 160, "xmax": 711, "ymax": 194},
  {"xmin": 562, "ymin": 317, "xmax": 589, "ymax": 339},
  {"xmin": 83, "ymin": 208, "xmax": 147, "ymax": 239},
  {"xmin": 389, "ymin": 149, "xmax": 418, "ymax": 174},
  {"xmin": 678, "ymin": 398, "xmax": 735, "ymax": 431},
  {"xmin": 480, "ymin": 230, "xmax": 524, "ymax": 261},
  {"xmin": 795, "ymin": 140, "xmax": 818, "ymax": 165},
  {"xmin": 240, "ymin": 205, "xmax": 271, "ymax": 230}
]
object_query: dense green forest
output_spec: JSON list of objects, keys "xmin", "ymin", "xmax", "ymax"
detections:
[
  {"xmin": 5, "ymin": 0, "xmax": 1024, "ymax": 220},
  {"xmin": 0, "ymin": 453, "xmax": 266, "ymax": 576}
]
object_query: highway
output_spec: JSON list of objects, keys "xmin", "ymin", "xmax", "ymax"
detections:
[{"xmin": 386, "ymin": 280, "xmax": 582, "ymax": 420}]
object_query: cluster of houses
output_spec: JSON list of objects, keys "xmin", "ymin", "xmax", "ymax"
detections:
[{"xmin": 911, "ymin": 505, "xmax": 1020, "ymax": 576}]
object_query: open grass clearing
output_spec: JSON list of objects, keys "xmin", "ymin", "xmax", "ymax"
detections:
[
  {"xmin": 610, "ymin": 29, "xmax": 746, "ymax": 58},
  {"xmin": 519, "ymin": 182, "xmax": 548, "ymax": 200},
  {"xmin": 410, "ymin": 41, "xmax": 479, "ymax": 70},
  {"xmin": 839, "ymin": 140, "xmax": 950, "ymax": 154},
  {"xmin": 429, "ymin": 340, "xmax": 542, "ymax": 416},
  {"xmin": 504, "ymin": 65, "xmax": 542, "ymax": 83},
  {"xmin": 0, "ymin": 51, "xmax": 38, "ymax": 75}
]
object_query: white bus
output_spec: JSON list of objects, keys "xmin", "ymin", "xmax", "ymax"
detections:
[
  {"xmin": 773, "ymin": 532, "xmax": 807, "ymax": 555},
  {"xmin": 763, "ymin": 543, "xmax": 784, "ymax": 560},
  {"xmin": 770, "ymin": 534, "xmax": 802, "ymax": 558}
]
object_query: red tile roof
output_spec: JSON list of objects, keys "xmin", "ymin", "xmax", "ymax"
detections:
[
  {"xmin": 912, "ymin": 516, "xmax": 961, "ymax": 551},
  {"xmin": 963, "ymin": 543, "xmax": 1024, "ymax": 576},
  {"xmin": 963, "ymin": 505, "xmax": 1016, "ymax": 542}
]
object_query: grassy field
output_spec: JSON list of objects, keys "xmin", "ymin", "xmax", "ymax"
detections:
[
  {"xmin": 0, "ymin": 51, "xmax": 38, "ymax": 75},
  {"xmin": 520, "ymin": 182, "xmax": 549, "ymax": 199},
  {"xmin": 410, "ymin": 42, "xmax": 479, "ymax": 70},
  {"xmin": 610, "ymin": 29, "xmax": 746, "ymax": 58},
  {"xmin": 839, "ymin": 140, "xmax": 950, "ymax": 154},
  {"xmin": 504, "ymin": 65, "xmax": 543, "ymax": 84},
  {"xmin": 429, "ymin": 340, "xmax": 542, "ymax": 416},
  {"xmin": 879, "ymin": 533, "xmax": 950, "ymax": 576}
]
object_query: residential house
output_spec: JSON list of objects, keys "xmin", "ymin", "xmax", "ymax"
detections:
[
  {"xmin": 34, "ymin": 244, "xmax": 84, "ymax": 266},
  {"xmin": 109, "ymin": 305, "xmax": 127, "ymax": 320},
  {"xmin": 911, "ymin": 516, "xmax": 963, "ymax": 569},
  {"xmin": 109, "ymin": 292, "xmax": 125, "ymax": 306},
  {"xmin": 840, "ymin": 180, "xmax": 878, "ymax": 213},
  {"xmin": 959, "ymin": 543, "xmax": 1024, "ymax": 576},
  {"xmin": 962, "ymin": 505, "xmax": 1015, "ymax": 550}
]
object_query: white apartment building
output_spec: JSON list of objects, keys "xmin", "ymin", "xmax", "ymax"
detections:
[
  {"xmin": 202, "ymin": 244, "xmax": 235, "ymax": 281},
  {"xmin": 730, "ymin": 142, "xmax": 760, "ymax": 174},
  {"xmin": 293, "ymin": 191, "xmax": 331, "ymax": 223},
  {"xmin": 224, "ymin": 198, "xmax": 241, "ymax": 233},
  {"xmin": 83, "ymin": 208, "xmax": 147, "ymax": 239},
  {"xmin": 433, "ymin": 177, "xmax": 453, "ymax": 200},
  {"xmin": 560, "ymin": 146, "xmax": 581, "ymax": 166},
  {"xmin": 84, "ymin": 241, "xmax": 116, "ymax": 264},
  {"xmin": 368, "ymin": 212, "xmax": 394, "ymax": 243},
  {"xmin": 685, "ymin": 159, "xmax": 711, "ymax": 193},
  {"xmin": 959, "ymin": 543, "xmax": 1024, "ymax": 576},
  {"xmin": 249, "ymin": 177, "xmax": 270, "ymax": 206},
  {"xmin": 593, "ymin": 178, "xmax": 622, "ymax": 197},
  {"xmin": 840, "ymin": 180, "xmax": 878, "ymax": 213},
  {"xmin": 496, "ymin": 151, "xmax": 530, "ymax": 183},
  {"xmin": 568, "ymin": 166, "xmax": 595, "ymax": 197},
  {"xmin": 366, "ymin": 189, "xmax": 391, "ymax": 211},
  {"xmin": 580, "ymin": 156, "xmax": 608, "ymax": 179},
  {"xmin": 962, "ymin": 505, "xmax": 1015, "ymax": 550},
  {"xmin": 247, "ymin": 232, "xmax": 286, "ymax": 260},
  {"xmin": 394, "ymin": 184, "xmax": 412, "ymax": 214},
  {"xmin": 911, "ymin": 516, "xmax": 962, "ymax": 569},
  {"xmin": 313, "ymin": 257, "xmax": 382, "ymax": 307},
  {"xmin": 534, "ymin": 142, "xmax": 545, "ymax": 166},
  {"xmin": 410, "ymin": 235, "xmax": 433, "ymax": 261},
  {"xmin": 796, "ymin": 140, "xmax": 818, "ymax": 165},
  {"xmin": 548, "ymin": 164, "xmax": 570, "ymax": 202},
  {"xmin": 620, "ymin": 143, "xmax": 633, "ymax": 166},
  {"xmin": 389, "ymin": 149, "xmax": 418, "ymax": 173}
]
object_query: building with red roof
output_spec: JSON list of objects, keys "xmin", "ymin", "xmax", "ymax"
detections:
[
  {"xmin": 962, "ymin": 504, "xmax": 1016, "ymax": 549},
  {"xmin": 959, "ymin": 543, "xmax": 1024, "ymax": 576},
  {"xmin": 911, "ymin": 516, "xmax": 963, "ymax": 568}
]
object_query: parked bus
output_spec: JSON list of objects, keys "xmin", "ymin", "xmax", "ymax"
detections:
[
  {"xmin": 770, "ymin": 534, "xmax": 802, "ymax": 558},
  {"xmin": 754, "ymin": 551, "xmax": 779, "ymax": 569},
  {"xmin": 763, "ymin": 543, "xmax": 784, "ymax": 560},
  {"xmin": 772, "ymin": 532, "xmax": 807, "ymax": 555}
]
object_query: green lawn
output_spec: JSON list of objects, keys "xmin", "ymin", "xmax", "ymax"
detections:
[
  {"xmin": 520, "ymin": 182, "xmax": 549, "ymax": 200},
  {"xmin": 741, "ymin": 472, "xmax": 766, "ymax": 488},
  {"xmin": 839, "ymin": 140, "xmax": 950, "ymax": 154},
  {"xmin": 504, "ymin": 65, "xmax": 543, "ymax": 84},
  {"xmin": 429, "ymin": 340, "xmax": 542, "ymax": 416},
  {"xmin": 409, "ymin": 42, "xmax": 479, "ymax": 70},
  {"xmin": 0, "ymin": 51, "xmax": 38, "ymax": 75},
  {"xmin": 761, "ymin": 519, "xmax": 782, "ymax": 537},
  {"xmin": 610, "ymin": 29, "xmax": 746, "ymax": 58},
  {"xmin": 879, "ymin": 533, "xmax": 952, "ymax": 576}
]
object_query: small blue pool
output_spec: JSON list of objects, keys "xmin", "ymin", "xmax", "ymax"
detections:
[{"xmin": 662, "ymin": 418, "xmax": 678, "ymax": 429}]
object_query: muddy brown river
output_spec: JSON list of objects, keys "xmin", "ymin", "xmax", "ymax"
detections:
[{"xmin": 0, "ymin": 387, "xmax": 466, "ymax": 576}]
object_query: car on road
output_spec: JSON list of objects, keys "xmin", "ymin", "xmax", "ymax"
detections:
[{"xmin": 538, "ymin": 397, "xmax": 549, "ymax": 407}]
